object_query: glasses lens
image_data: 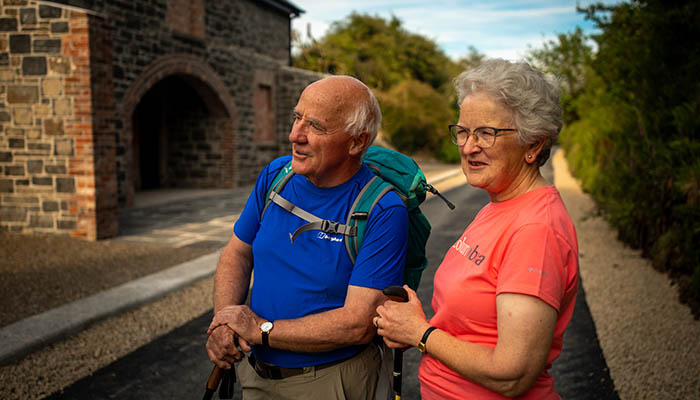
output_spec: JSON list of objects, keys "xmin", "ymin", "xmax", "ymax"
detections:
[
  {"xmin": 449, "ymin": 125, "xmax": 467, "ymax": 146},
  {"xmin": 449, "ymin": 125, "xmax": 458, "ymax": 145},
  {"xmin": 474, "ymin": 127, "xmax": 497, "ymax": 148}
]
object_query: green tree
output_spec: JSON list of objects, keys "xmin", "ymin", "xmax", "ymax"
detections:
[
  {"xmin": 526, "ymin": 27, "xmax": 594, "ymax": 124},
  {"xmin": 293, "ymin": 13, "xmax": 464, "ymax": 161},
  {"xmin": 455, "ymin": 45, "xmax": 486, "ymax": 74},
  {"xmin": 580, "ymin": 0, "xmax": 700, "ymax": 138},
  {"xmin": 376, "ymin": 80, "xmax": 458, "ymax": 162},
  {"xmin": 550, "ymin": 0, "xmax": 700, "ymax": 314},
  {"xmin": 293, "ymin": 13, "xmax": 453, "ymax": 92}
]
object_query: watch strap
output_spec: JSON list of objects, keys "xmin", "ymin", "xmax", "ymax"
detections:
[
  {"xmin": 418, "ymin": 326, "xmax": 437, "ymax": 353},
  {"xmin": 262, "ymin": 330, "xmax": 269, "ymax": 347}
]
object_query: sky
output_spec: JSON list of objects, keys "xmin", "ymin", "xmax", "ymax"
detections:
[{"xmin": 290, "ymin": 0, "xmax": 621, "ymax": 61}]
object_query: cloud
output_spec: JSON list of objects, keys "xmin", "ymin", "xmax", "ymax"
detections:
[{"xmin": 292, "ymin": 0, "xmax": 612, "ymax": 60}]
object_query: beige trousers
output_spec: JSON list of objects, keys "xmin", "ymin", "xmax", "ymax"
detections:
[{"xmin": 237, "ymin": 344, "xmax": 382, "ymax": 400}]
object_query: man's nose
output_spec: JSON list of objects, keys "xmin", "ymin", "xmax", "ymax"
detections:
[{"xmin": 289, "ymin": 120, "xmax": 308, "ymax": 143}]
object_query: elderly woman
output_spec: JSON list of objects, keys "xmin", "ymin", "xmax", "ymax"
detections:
[{"xmin": 374, "ymin": 59, "xmax": 579, "ymax": 399}]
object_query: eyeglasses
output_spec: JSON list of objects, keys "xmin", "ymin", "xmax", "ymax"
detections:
[
  {"xmin": 292, "ymin": 111, "xmax": 337, "ymax": 135},
  {"xmin": 448, "ymin": 124, "xmax": 517, "ymax": 148}
]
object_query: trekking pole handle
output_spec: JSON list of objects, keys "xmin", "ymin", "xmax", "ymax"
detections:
[{"xmin": 382, "ymin": 285, "xmax": 409, "ymax": 302}]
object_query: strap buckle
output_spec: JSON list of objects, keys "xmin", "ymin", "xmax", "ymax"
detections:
[
  {"xmin": 350, "ymin": 211, "xmax": 369, "ymax": 220},
  {"xmin": 321, "ymin": 220, "xmax": 356, "ymax": 236}
]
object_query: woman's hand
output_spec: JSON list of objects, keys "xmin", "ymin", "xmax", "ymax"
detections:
[{"xmin": 374, "ymin": 285, "xmax": 432, "ymax": 349}]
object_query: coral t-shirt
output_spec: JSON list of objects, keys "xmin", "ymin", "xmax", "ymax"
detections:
[{"xmin": 419, "ymin": 186, "xmax": 579, "ymax": 399}]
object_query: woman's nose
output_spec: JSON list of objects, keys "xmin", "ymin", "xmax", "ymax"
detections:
[{"xmin": 460, "ymin": 133, "xmax": 481, "ymax": 155}]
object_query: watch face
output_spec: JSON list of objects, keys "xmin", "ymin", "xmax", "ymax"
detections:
[{"xmin": 261, "ymin": 321, "xmax": 273, "ymax": 332}]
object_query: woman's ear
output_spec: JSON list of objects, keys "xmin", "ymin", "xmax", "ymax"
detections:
[{"xmin": 525, "ymin": 139, "xmax": 546, "ymax": 164}]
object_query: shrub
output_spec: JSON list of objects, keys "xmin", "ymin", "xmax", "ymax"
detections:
[
  {"xmin": 376, "ymin": 80, "xmax": 458, "ymax": 162},
  {"xmin": 561, "ymin": 85, "xmax": 700, "ymax": 317}
]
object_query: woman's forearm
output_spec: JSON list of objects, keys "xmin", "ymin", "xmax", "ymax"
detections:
[{"xmin": 424, "ymin": 328, "xmax": 545, "ymax": 397}]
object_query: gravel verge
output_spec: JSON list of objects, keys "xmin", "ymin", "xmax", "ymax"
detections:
[
  {"xmin": 0, "ymin": 277, "xmax": 214, "ymax": 399},
  {"xmin": 0, "ymin": 232, "xmax": 220, "ymax": 400},
  {"xmin": 553, "ymin": 150, "xmax": 700, "ymax": 400},
  {"xmin": 0, "ymin": 233, "xmax": 219, "ymax": 327}
]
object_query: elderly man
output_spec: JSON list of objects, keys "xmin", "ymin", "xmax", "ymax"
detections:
[{"xmin": 206, "ymin": 76, "xmax": 408, "ymax": 399}]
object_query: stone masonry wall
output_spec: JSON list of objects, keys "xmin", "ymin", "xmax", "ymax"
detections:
[
  {"xmin": 0, "ymin": 1, "xmax": 114, "ymax": 239},
  {"xmin": 96, "ymin": 0, "xmax": 300, "ymax": 202},
  {"xmin": 1, "ymin": 0, "xmax": 320, "ymax": 239},
  {"xmin": 86, "ymin": 10, "xmax": 117, "ymax": 239},
  {"xmin": 162, "ymin": 91, "xmax": 228, "ymax": 188}
]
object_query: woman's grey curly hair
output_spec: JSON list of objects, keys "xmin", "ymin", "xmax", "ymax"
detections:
[{"xmin": 453, "ymin": 59, "xmax": 562, "ymax": 166}]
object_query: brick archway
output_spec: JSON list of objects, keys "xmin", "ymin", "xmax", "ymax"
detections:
[{"xmin": 120, "ymin": 54, "xmax": 237, "ymax": 206}]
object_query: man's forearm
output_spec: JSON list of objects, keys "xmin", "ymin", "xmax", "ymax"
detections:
[
  {"xmin": 263, "ymin": 285, "xmax": 384, "ymax": 352},
  {"xmin": 210, "ymin": 286, "xmax": 384, "ymax": 353},
  {"xmin": 213, "ymin": 235, "xmax": 253, "ymax": 312},
  {"xmin": 268, "ymin": 307, "xmax": 376, "ymax": 352}
]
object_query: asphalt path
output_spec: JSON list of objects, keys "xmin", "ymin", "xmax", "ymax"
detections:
[{"xmin": 47, "ymin": 176, "xmax": 619, "ymax": 399}]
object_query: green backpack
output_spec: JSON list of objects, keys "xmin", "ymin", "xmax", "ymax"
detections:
[{"xmin": 261, "ymin": 146, "xmax": 453, "ymax": 290}]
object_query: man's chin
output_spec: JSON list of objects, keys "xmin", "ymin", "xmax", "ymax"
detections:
[{"xmin": 291, "ymin": 158, "xmax": 308, "ymax": 175}]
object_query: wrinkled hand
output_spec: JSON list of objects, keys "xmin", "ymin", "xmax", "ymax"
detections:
[
  {"xmin": 375, "ymin": 285, "xmax": 431, "ymax": 349},
  {"xmin": 207, "ymin": 305, "xmax": 263, "ymax": 348},
  {"xmin": 206, "ymin": 325, "xmax": 246, "ymax": 369}
]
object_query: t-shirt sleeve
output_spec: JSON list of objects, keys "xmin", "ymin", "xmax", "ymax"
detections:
[
  {"xmin": 349, "ymin": 191, "xmax": 408, "ymax": 290},
  {"xmin": 496, "ymin": 223, "xmax": 573, "ymax": 312},
  {"xmin": 234, "ymin": 157, "xmax": 291, "ymax": 245}
]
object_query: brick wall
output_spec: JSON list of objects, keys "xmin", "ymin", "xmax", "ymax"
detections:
[
  {"xmin": 0, "ymin": 1, "xmax": 106, "ymax": 238},
  {"xmin": 87, "ymin": 9, "xmax": 117, "ymax": 239},
  {"xmin": 1, "ymin": 0, "xmax": 322, "ymax": 239}
]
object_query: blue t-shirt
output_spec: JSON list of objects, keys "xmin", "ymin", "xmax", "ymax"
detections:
[{"xmin": 234, "ymin": 155, "xmax": 408, "ymax": 368}]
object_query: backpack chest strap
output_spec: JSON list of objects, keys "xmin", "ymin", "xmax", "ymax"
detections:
[{"xmin": 268, "ymin": 190, "xmax": 357, "ymax": 243}]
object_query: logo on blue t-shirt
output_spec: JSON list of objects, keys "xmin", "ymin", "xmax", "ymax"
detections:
[{"xmin": 317, "ymin": 232, "xmax": 343, "ymax": 243}]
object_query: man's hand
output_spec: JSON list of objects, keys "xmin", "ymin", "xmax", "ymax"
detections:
[
  {"xmin": 207, "ymin": 234, "xmax": 255, "ymax": 369},
  {"xmin": 206, "ymin": 325, "xmax": 246, "ymax": 369},
  {"xmin": 208, "ymin": 305, "xmax": 264, "ymax": 348}
]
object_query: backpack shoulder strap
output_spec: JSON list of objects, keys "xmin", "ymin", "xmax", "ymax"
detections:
[
  {"xmin": 261, "ymin": 161, "xmax": 294, "ymax": 221},
  {"xmin": 344, "ymin": 176, "xmax": 397, "ymax": 263},
  {"xmin": 260, "ymin": 160, "xmax": 358, "ymax": 243}
]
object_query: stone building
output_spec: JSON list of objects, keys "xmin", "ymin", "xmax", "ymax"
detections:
[{"xmin": 0, "ymin": 0, "xmax": 323, "ymax": 240}]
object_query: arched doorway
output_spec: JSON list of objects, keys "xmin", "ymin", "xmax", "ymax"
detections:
[
  {"xmin": 131, "ymin": 75, "xmax": 231, "ymax": 191},
  {"xmin": 120, "ymin": 54, "xmax": 237, "ymax": 207}
]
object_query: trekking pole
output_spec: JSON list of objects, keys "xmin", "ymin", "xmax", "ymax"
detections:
[
  {"xmin": 203, "ymin": 364, "xmax": 236, "ymax": 400},
  {"xmin": 203, "ymin": 365, "xmax": 223, "ymax": 400},
  {"xmin": 382, "ymin": 285, "xmax": 409, "ymax": 400}
]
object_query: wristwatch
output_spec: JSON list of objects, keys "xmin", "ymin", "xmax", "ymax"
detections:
[{"xmin": 260, "ymin": 321, "xmax": 274, "ymax": 347}]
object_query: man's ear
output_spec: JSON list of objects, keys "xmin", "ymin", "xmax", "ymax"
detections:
[{"xmin": 348, "ymin": 131, "xmax": 370, "ymax": 157}]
